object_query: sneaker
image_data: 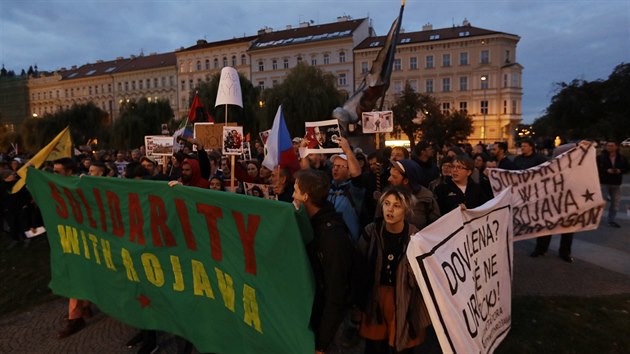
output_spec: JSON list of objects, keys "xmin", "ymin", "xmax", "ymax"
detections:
[
  {"xmin": 58, "ymin": 318, "xmax": 86, "ymax": 339},
  {"xmin": 608, "ymin": 221, "xmax": 621, "ymax": 228}
]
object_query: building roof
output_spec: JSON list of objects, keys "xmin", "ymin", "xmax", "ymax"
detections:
[
  {"xmin": 354, "ymin": 24, "xmax": 519, "ymax": 50},
  {"xmin": 249, "ymin": 18, "xmax": 367, "ymax": 51},
  {"xmin": 179, "ymin": 36, "xmax": 258, "ymax": 53},
  {"xmin": 59, "ymin": 52, "xmax": 176, "ymax": 81}
]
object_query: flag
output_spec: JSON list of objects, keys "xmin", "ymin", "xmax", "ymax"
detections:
[
  {"xmin": 11, "ymin": 126, "xmax": 72, "ymax": 193},
  {"xmin": 262, "ymin": 105, "xmax": 299, "ymax": 173},
  {"xmin": 188, "ymin": 94, "xmax": 214, "ymax": 123}
]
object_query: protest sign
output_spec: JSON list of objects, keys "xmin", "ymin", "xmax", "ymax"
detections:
[
  {"xmin": 244, "ymin": 182, "xmax": 277, "ymax": 200},
  {"xmin": 215, "ymin": 67, "xmax": 243, "ymax": 108},
  {"xmin": 223, "ymin": 126, "xmax": 244, "ymax": 155},
  {"xmin": 408, "ymin": 188, "xmax": 513, "ymax": 354},
  {"xmin": 26, "ymin": 168, "xmax": 315, "ymax": 354},
  {"xmin": 361, "ymin": 111, "xmax": 393, "ymax": 133},
  {"xmin": 144, "ymin": 136, "xmax": 174, "ymax": 157},
  {"xmin": 303, "ymin": 120, "xmax": 343, "ymax": 155},
  {"xmin": 487, "ymin": 141, "xmax": 605, "ymax": 241},
  {"xmin": 194, "ymin": 123, "xmax": 235, "ymax": 150}
]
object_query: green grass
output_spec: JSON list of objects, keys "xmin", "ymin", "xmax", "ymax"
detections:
[{"xmin": 0, "ymin": 232, "xmax": 58, "ymax": 316}]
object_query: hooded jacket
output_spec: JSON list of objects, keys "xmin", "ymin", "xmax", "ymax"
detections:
[{"xmin": 181, "ymin": 159, "xmax": 209, "ymax": 189}]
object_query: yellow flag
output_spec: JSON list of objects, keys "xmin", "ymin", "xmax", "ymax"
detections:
[{"xmin": 11, "ymin": 126, "xmax": 72, "ymax": 194}]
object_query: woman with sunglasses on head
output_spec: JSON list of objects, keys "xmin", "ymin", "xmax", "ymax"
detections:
[
  {"xmin": 357, "ymin": 186, "xmax": 432, "ymax": 354},
  {"xmin": 434, "ymin": 155, "xmax": 491, "ymax": 214}
]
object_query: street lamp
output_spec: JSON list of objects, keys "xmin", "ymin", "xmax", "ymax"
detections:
[{"xmin": 480, "ymin": 75, "xmax": 488, "ymax": 143}]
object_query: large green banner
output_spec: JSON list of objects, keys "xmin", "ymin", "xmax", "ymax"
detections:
[{"xmin": 26, "ymin": 168, "xmax": 315, "ymax": 353}]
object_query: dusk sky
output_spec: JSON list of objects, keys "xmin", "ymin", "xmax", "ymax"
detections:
[{"xmin": 1, "ymin": 0, "xmax": 628, "ymax": 123}]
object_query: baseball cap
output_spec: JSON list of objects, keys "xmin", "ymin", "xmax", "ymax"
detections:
[{"xmin": 329, "ymin": 153, "xmax": 348, "ymax": 162}]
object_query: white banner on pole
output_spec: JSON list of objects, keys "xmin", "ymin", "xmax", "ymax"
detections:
[
  {"xmin": 408, "ymin": 188, "xmax": 513, "ymax": 354},
  {"xmin": 487, "ymin": 141, "xmax": 605, "ymax": 241}
]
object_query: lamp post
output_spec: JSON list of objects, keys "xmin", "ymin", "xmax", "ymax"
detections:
[{"xmin": 480, "ymin": 75, "xmax": 488, "ymax": 143}]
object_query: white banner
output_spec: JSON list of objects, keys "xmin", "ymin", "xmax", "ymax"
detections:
[
  {"xmin": 488, "ymin": 141, "xmax": 605, "ymax": 241},
  {"xmin": 408, "ymin": 188, "xmax": 513, "ymax": 354}
]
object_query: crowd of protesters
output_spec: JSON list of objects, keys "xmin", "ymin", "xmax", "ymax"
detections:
[{"xmin": 1, "ymin": 136, "xmax": 626, "ymax": 353}]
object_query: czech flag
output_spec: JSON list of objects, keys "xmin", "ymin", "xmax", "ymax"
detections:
[{"xmin": 262, "ymin": 105, "xmax": 299, "ymax": 173}]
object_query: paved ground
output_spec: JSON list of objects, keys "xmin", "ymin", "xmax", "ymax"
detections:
[{"xmin": 1, "ymin": 185, "xmax": 629, "ymax": 353}]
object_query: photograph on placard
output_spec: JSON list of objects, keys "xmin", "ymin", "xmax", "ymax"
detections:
[
  {"xmin": 259, "ymin": 129, "xmax": 271, "ymax": 146},
  {"xmin": 303, "ymin": 119, "xmax": 343, "ymax": 155},
  {"xmin": 362, "ymin": 111, "xmax": 394, "ymax": 133},
  {"xmin": 195, "ymin": 122, "xmax": 237, "ymax": 150},
  {"xmin": 243, "ymin": 182, "xmax": 278, "ymax": 200},
  {"xmin": 144, "ymin": 135, "xmax": 174, "ymax": 157},
  {"xmin": 242, "ymin": 141, "xmax": 252, "ymax": 161},
  {"xmin": 222, "ymin": 126, "xmax": 244, "ymax": 155}
]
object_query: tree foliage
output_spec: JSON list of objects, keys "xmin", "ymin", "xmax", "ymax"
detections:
[
  {"xmin": 261, "ymin": 62, "xmax": 345, "ymax": 137},
  {"xmin": 533, "ymin": 63, "xmax": 630, "ymax": 142},
  {"xmin": 391, "ymin": 83, "xmax": 473, "ymax": 149},
  {"xmin": 19, "ymin": 103, "xmax": 109, "ymax": 153},
  {"xmin": 111, "ymin": 98, "xmax": 174, "ymax": 150}
]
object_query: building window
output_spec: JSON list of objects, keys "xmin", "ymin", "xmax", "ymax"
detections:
[
  {"xmin": 154, "ymin": 78, "xmax": 158, "ymax": 87},
  {"xmin": 393, "ymin": 80, "xmax": 402, "ymax": 94},
  {"xmin": 442, "ymin": 54, "xmax": 451, "ymax": 67},
  {"xmin": 258, "ymin": 81, "xmax": 265, "ymax": 90},
  {"xmin": 117, "ymin": 83, "xmax": 121, "ymax": 92},
  {"xmin": 179, "ymin": 63, "xmax": 185, "ymax": 73},
  {"xmin": 481, "ymin": 50, "xmax": 490, "ymax": 64},
  {"xmin": 425, "ymin": 79, "xmax": 434, "ymax": 93},
  {"xmin": 223, "ymin": 57, "xmax": 228, "ymax": 67},
  {"xmin": 503, "ymin": 100, "xmax": 508, "ymax": 114},
  {"xmin": 511, "ymin": 99, "xmax": 517, "ymax": 114},
  {"xmin": 108, "ymin": 84, "xmax": 112, "ymax": 93},
  {"xmin": 480, "ymin": 100, "xmax": 488, "ymax": 115},
  {"xmin": 511, "ymin": 72, "xmax": 520, "ymax": 87},
  {"xmin": 393, "ymin": 59, "xmax": 401, "ymax": 71},
  {"xmin": 442, "ymin": 102, "xmax": 450, "ymax": 115},
  {"xmin": 339, "ymin": 73, "xmax": 347, "ymax": 86},
  {"xmin": 324, "ymin": 54, "xmax": 330, "ymax": 65},
  {"xmin": 283, "ymin": 58, "xmax": 289, "ymax": 69},
  {"xmin": 272, "ymin": 80, "xmax": 278, "ymax": 86},
  {"xmin": 232, "ymin": 56, "xmax": 237, "ymax": 67},
  {"xmin": 241, "ymin": 54, "xmax": 247, "ymax": 65},
  {"xmin": 258, "ymin": 61, "xmax": 264, "ymax": 71},
  {"xmin": 170, "ymin": 76, "xmax": 174, "ymax": 86},
  {"xmin": 205, "ymin": 59, "xmax": 210, "ymax": 70},
  {"xmin": 132, "ymin": 81, "xmax": 136, "ymax": 90},
  {"xmin": 196, "ymin": 61, "xmax": 202, "ymax": 71},
  {"xmin": 408, "ymin": 79, "xmax": 418, "ymax": 92},
  {"xmin": 181, "ymin": 80, "xmax": 185, "ymax": 90},
  {"xmin": 505, "ymin": 50, "xmax": 511, "ymax": 63},
  {"xmin": 214, "ymin": 58, "xmax": 219, "ymax": 68},
  {"xmin": 503, "ymin": 74, "xmax": 508, "ymax": 88},
  {"xmin": 146, "ymin": 79, "xmax": 151, "ymax": 89},
  {"xmin": 124, "ymin": 82, "xmax": 129, "ymax": 91},
  {"xmin": 459, "ymin": 101, "xmax": 468, "ymax": 113},
  {"xmin": 339, "ymin": 51, "xmax": 346, "ymax": 63},
  {"xmin": 481, "ymin": 77, "xmax": 489, "ymax": 89},
  {"xmin": 272, "ymin": 60, "xmax": 278, "ymax": 70},
  {"xmin": 442, "ymin": 78, "xmax": 451, "ymax": 92},
  {"xmin": 409, "ymin": 57, "xmax": 417, "ymax": 70},
  {"xmin": 139, "ymin": 80, "xmax": 143, "ymax": 90},
  {"xmin": 189, "ymin": 80, "xmax": 193, "ymax": 90},
  {"xmin": 460, "ymin": 52, "xmax": 468, "ymax": 65},
  {"xmin": 89, "ymin": 86, "xmax": 93, "ymax": 95},
  {"xmin": 297, "ymin": 56, "xmax": 303, "ymax": 64},
  {"xmin": 162, "ymin": 77, "xmax": 166, "ymax": 87},
  {"xmin": 361, "ymin": 61, "xmax": 369, "ymax": 74},
  {"xmin": 188, "ymin": 61, "xmax": 193, "ymax": 72},
  {"xmin": 311, "ymin": 58, "xmax": 317, "ymax": 65},
  {"xmin": 426, "ymin": 55, "xmax": 434, "ymax": 68},
  {"xmin": 459, "ymin": 76, "xmax": 468, "ymax": 91}
]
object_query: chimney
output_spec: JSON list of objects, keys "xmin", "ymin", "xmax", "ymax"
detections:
[
  {"xmin": 422, "ymin": 23, "xmax": 433, "ymax": 31},
  {"xmin": 337, "ymin": 16, "xmax": 351, "ymax": 22},
  {"xmin": 71, "ymin": 65, "xmax": 77, "ymax": 69},
  {"xmin": 196, "ymin": 39, "xmax": 207, "ymax": 45},
  {"xmin": 463, "ymin": 18, "xmax": 470, "ymax": 26},
  {"xmin": 299, "ymin": 21, "xmax": 309, "ymax": 28},
  {"xmin": 286, "ymin": 25, "xmax": 292, "ymax": 30}
]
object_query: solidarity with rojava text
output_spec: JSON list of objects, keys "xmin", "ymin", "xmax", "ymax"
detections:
[{"xmin": 48, "ymin": 181, "xmax": 263, "ymax": 334}]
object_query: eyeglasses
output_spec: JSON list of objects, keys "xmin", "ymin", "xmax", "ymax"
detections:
[{"xmin": 451, "ymin": 165, "xmax": 471, "ymax": 171}]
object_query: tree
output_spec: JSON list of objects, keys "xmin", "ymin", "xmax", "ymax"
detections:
[
  {"xmin": 261, "ymin": 62, "xmax": 345, "ymax": 137},
  {"xmin": 19, "ymin": 103, "xmax": 109, "ymax": 153},
  {"xmin": 391, "ymin": 83, "xmax": 473, "ymax": 149},
  {"xmin": 0, "ymin": 114, "xmax": 21, "ymax": 154},
  {"xmin": 111, "ymin": 98, "xmax": 174, "ymax": 150}
]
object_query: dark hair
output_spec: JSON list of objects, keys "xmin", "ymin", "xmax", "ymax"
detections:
[
  {"xmin": 294, "ymin": 169, "xmax": 330, "ymax": 208},
  {"xmin": 440, "ymin": 155, "xmax": 454, "ymax": 167},
  {"xmin": 250, "ymin": 185, "xmax": 264, "ymax": 197},
  {"xmin": 54, "ymin": 157, "xmax": 77, "ymax": 174},
  {"xmin": 90, "ymin": 160, "xmax": 109, "ymax": 176},
  {"xmin": 453, "ymin": 155, "xmax": 474, "ymax": 170},
  {"xmin": 125, "ymin": 161, "xmax": 148, "ymax": 179},
  {"xmin": 494, "ymin": 141, "xmax": 508, "ymax": 153},
  {"xmin": 413, "ymin": 141, "xmax": 433, "ymax": 156},
  {"xmin": 520, "ymin": 138, "xmax": 535, "ymax": 149},
  {"xmin": 210, "ymin": 176, "xmax": 226, "ymax": 191}
]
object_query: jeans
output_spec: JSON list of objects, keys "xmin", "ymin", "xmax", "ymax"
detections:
[{"xmin": 602, "ymin": 184, "xmax": 621, "ymax": 223}]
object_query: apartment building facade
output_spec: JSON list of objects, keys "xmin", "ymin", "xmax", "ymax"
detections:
[
  {"xmin": 248, "ymin": 16, "xmax": 372, "ymax": 95},
  {"xmin": 354, "ymin": 20, "xmax": 523, "ymax": 144},
  {"xmin": 175, "ymin": 36, "xmax": 256, "ymax": 117}
]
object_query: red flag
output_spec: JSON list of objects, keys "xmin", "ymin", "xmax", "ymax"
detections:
[{"xmin": 188, "ymin": 94, "xmax": 206, "ymax": 123}]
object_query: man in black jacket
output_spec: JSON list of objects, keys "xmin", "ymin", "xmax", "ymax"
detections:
[
  {"xmin": 293, "ymin": 169, "xmax": 352, "ymax": 354},
  {"xmin": 597, "ymin": 141, "xmax": 629, "ymax": 228}
]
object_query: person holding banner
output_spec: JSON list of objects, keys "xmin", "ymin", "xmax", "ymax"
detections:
[
  {"xmin": 358, "ymin": 186, "xmax": 432, "ymax": 353},
  {"xmin": 434, "ymin": 155, "xmax": 491, "ymax": 214},
  {"xmin": 597, "ymin": 141, "xmax": 629, "ymax": 228}
]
